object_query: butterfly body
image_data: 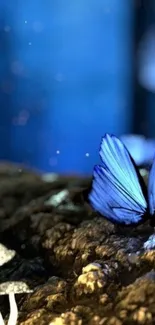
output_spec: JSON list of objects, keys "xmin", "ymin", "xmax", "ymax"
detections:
[{"xmin": 88, "ymin": 134, "xmax": 155, "ymax": 228}]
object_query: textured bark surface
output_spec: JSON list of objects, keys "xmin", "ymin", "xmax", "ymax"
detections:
[{"xmin": 0, "ymin": 163, "xmax": 154, "ymax": 325}]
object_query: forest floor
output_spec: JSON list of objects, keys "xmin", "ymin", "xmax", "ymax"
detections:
[{"xmin": 0, "ymin": 163, "xmax": 154, "ymax": 325}]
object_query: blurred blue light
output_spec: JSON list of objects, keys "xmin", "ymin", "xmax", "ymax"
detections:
[{"xmin": 0, "ymin": 0, "xmax": 134, "ymax": 174}]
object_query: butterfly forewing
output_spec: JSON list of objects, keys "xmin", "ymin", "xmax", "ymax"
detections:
[
  {"xmin": 88, "ymin": 134, "xmax": 148, "ymax": 225},
  {"xmin": 100, "ymin": 134, "xmax": 147, "ymax": 207}
]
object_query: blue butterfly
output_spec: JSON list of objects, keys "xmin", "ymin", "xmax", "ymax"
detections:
[{"xmin": 88, "ymin": 133, "xmax": 155, "ymax": 226}]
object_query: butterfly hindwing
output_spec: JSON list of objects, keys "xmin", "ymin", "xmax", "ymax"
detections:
[
  {"xmin": 148, "ymin": 155, "xmax": 155, "ymax": 215},
  {"xmin": 88, "ymin": 134, "xmax": 148, "ymax": 225}
]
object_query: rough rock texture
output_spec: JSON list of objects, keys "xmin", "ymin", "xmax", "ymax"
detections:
[{"xmin": 0, "ymin": 163, "xmax": 154, "ymax": 324}]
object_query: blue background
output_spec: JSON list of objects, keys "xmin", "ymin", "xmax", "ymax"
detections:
[{"xmin": 0, "ymin": 1, "xmax": 149, "ymax": 174}]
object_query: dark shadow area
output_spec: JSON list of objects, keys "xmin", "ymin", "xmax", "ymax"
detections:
[{"xmin": 133, "ymin": 1, "xmax": 148, "ymax": 135}]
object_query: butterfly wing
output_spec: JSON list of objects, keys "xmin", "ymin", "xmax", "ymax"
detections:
[
  {"xmin": 88, "ymin": 134, "xmax": 148, "ymax": 225},
  {"xmin": 148, "ymin": 156, "xmax": 155, "ymax": 215}
]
